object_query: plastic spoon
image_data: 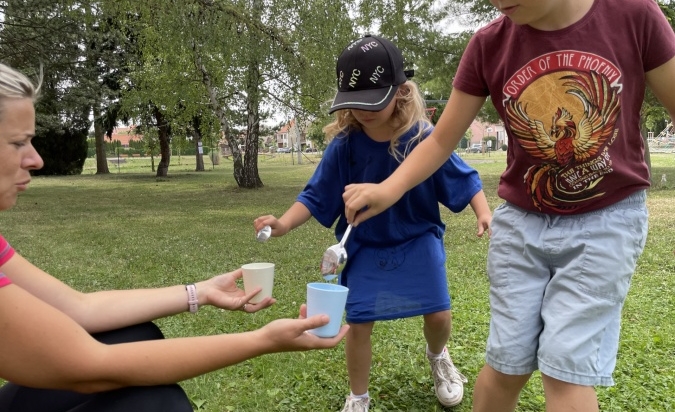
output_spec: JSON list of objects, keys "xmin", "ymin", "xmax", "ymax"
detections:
[{"xmin": 319, "ymin": 224, "xmax": 353, "ymax": 282}]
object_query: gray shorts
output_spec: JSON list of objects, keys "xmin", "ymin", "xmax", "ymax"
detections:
[{"xmin": 485, "ymin": 191, "xmax": 648, "ymax": 386}]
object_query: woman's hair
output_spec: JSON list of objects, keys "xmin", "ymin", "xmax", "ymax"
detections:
[
  {"xmin": 0, "ymin": 63, "xmax": 40, "ymax": 120},
  {"xmin": 323, "ymin": 80, "xmax": 433, "ymax": 162}
]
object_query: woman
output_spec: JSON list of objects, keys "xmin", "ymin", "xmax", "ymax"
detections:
[{"xmin": 0, "ymin": 62, "xmax": 348, "ymax": 412}]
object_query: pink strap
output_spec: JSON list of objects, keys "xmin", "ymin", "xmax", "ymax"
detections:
[{"xmin": 186, "ymin": 283, "xmax": 198, "ymax": 314}]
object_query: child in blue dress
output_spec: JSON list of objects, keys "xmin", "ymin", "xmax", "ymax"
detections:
[{"xmin": 254, "ymin": 35, "xmax": 491, "ymax": 411}]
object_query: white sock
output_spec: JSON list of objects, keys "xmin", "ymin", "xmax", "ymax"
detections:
[
  {"xmin": 426, "ymin": 345, "xmax": 447, "ymax": 359},
  {"xmin": 350, "ymin": 391, "xmax": 369, "ymax": 399}
]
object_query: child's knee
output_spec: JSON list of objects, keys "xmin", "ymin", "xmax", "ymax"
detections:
[
  {"xmin": 423, "ymin": 310, "xmax": 451, "ymax": 327},
  {"xmin": 347, "ymin": 322, "xmax": 374, "ymax": 338}
]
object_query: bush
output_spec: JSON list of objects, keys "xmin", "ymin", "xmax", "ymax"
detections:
[{"xmin": 32, "ymin": 125, "xmax": 88, "ymax": 175}]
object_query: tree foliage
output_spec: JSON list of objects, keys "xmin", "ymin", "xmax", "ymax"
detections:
[
  {"xmin": 0, "ymin": 0, "xmax": 141, "ymax": 175},
  {"xmin": 353, "ymin": 1, "xmax": 500, "ymax": 123},
  {"xmin": 1, "ymin": 0, "xmax": 487, "ymax": 182},
  {"xmin": 4, "ymin": 0, "xmax": 670, "ymax": 183},
  {"xmin": 118, "ymin": 0, "xmax": 356, "ymax": 184}
]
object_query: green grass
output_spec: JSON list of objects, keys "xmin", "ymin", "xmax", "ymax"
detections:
[{"xmin": 1, "ymin": 151, "xmax": 674, "ymax": 411}]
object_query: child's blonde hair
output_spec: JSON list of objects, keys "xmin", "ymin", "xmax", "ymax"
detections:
[{"xmin": 323, "ymin": 80, "xmax": 433, "ymax": 162}]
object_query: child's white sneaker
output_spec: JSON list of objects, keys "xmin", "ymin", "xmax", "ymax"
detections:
[
  {"xmin": 340, "ymin": 395, "xmax": 369, "ymax": 412},
  {"xmin": 427, "ymin": 349, "xmax": 468, "ymax": 407}
]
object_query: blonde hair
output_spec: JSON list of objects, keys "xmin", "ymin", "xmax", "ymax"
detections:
[
  {"xmin": 0, "ymin": 63, "xmax": 40, "ymax": 120},
  {"xmin": 323, "ymin": 80, "xmax": 432, "ymax": 162}
]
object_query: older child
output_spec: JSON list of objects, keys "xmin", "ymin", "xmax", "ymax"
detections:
[
  {"xmin": 342, "ymin": 1, "xmax": 675, "ymax": 411},
  {"xmin": 254, "ymin": 34, "xmax": 491, "ymax": 411}
]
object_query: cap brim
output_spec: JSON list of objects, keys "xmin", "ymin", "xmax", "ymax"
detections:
[{"xmin": 328, "ymin": 85, "xmax": 399, "ymax": 114}]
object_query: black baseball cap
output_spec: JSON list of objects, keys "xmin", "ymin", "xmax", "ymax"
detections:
[{"xmin": 328, "ymin": 34, "xmax": 413, "ymax": 114}]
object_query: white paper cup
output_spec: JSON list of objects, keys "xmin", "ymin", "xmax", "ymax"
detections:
[
  {"xmin": 306, "ymin": 282, "xmax": 349, "ymax": 338},
  {"xmin": 241, "ymin": 263, "xmax": 275, "ymax": 304}
]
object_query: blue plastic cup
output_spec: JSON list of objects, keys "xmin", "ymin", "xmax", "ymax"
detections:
[{"xmin": 306, "ymin": 282, "xmax": 349, "ymax": 338}]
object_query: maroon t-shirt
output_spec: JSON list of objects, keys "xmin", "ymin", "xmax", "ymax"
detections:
[{"xmin": 454, "ymin": 0, "xmax": 675, "ymax": 214}]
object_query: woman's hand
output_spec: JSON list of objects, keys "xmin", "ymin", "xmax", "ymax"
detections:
[
  {"xmin": 198, "ymin": 269, "xmax": 275, "ymax": 313},
  {"xmin": 258, "ymin": 304, "xmax": 349, "ymax": 352}
]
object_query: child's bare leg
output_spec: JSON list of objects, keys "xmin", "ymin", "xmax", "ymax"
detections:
[
  {"xmin": 542, "ymin": 374, "xmax": 598, "ymax": 412},
  {"xmin": 473, "ymin": 365, "xmax": 530, "ymax": 412},
  {"xmin": 345, "ymin": 322, "xmax": 375, "ymax": 395},
  {"xmin": 422, "ymin": 310, "xmax": 451, "ymax": 352}
]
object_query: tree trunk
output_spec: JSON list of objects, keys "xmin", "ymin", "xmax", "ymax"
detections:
[
  {"xmin": 240, "ymin": 1, "xmax": 264, "ymax": 188},
  {"xmin": 193, "ymin": 49, "xmax": 249, "ymax": 186},
  {"xmin": 93, "ymin": 104, "xmax": 110, "ymax": 174},
  {"xmin": 194, "ymin": 136, "xmax": 205, "ymax": 171},
  {"xmin": 191, "ymin": 116, "xmax": 205, "ymax": 172},
  {"xmin": 153, "ymin": 106, "xmax": 171, "ymax": 177},
  {"xmin": 243, "ymin": 59, "xmax": 263, "ymax": 188}
]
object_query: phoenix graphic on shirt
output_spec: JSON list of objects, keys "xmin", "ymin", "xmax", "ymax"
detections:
[{"xmin": 503, "ymin": 51, "xmax": 621, "ymax": 212}]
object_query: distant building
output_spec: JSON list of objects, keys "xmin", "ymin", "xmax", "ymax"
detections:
[
  {"xmin": 109, "ymin": 126, "xmax": 142, "ymax": 147},
  {"xmin": 275, "ymin": 119, "xmax": 309, "ymax": 150},
  {"xmin": 260, "ymin": 134, "xmax": 275, "ymax": 149},
  {"xmin": 466, "ymin": 120, "xmax": 506, "ymax": 150}
]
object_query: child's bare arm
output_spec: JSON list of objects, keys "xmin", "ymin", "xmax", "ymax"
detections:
[
  {"xmin": 646, "ymin": 56, "xmax": 675, "ymax": 120},
  {"xmin": 254, "ymin": 202, "xmax": 312, "ymax": 238},
  {"xmin": 469, "ymin": 190, "xmax": 491, "ymax": 237},
  {"xmin": 344, "ymin": 90, "xmax": 486, "ymax": 225}
]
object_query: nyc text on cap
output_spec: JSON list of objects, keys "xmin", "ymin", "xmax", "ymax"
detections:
[{"xmin": 329, "ymin": 35, "xmax": 412, "ymax": 113}]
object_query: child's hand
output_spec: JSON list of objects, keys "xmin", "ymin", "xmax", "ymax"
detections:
[
  {"xmin": 476, "ymin": 213, "xmax": 492, "ymax": 238},
  {"xmin": 254, "ymin": 215, "xmax": 290, "ymax": 237},
  {"xmin": 343, "ymin": 182, "xmax": 403, "ymax": 225},
  {"xmin": 469, "ymin": 190, "xmax": 491, "ymax": 237}
]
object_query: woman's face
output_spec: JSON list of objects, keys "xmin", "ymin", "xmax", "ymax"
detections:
[{"xmin": 0, "ymin": 98, "xmax": 43, "ymax": 211}]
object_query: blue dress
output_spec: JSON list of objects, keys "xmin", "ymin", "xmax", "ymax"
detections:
[{"xmin": 297, "ymin": 125, "xmax": 483, "ymax": 323}]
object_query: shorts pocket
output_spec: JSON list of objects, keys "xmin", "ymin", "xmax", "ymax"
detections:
[
  {"xmin": 487, "ymin": 203, "xmax": 529, "ymax": 288},
  {"xmin": 575, "ymin": 207, "xmax": 648, "ymax": 303}
]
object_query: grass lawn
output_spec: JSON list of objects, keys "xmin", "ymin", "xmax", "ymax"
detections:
[{"xmin": 1, "ymin": 151, "xmax": 673, "ymax": 411}]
